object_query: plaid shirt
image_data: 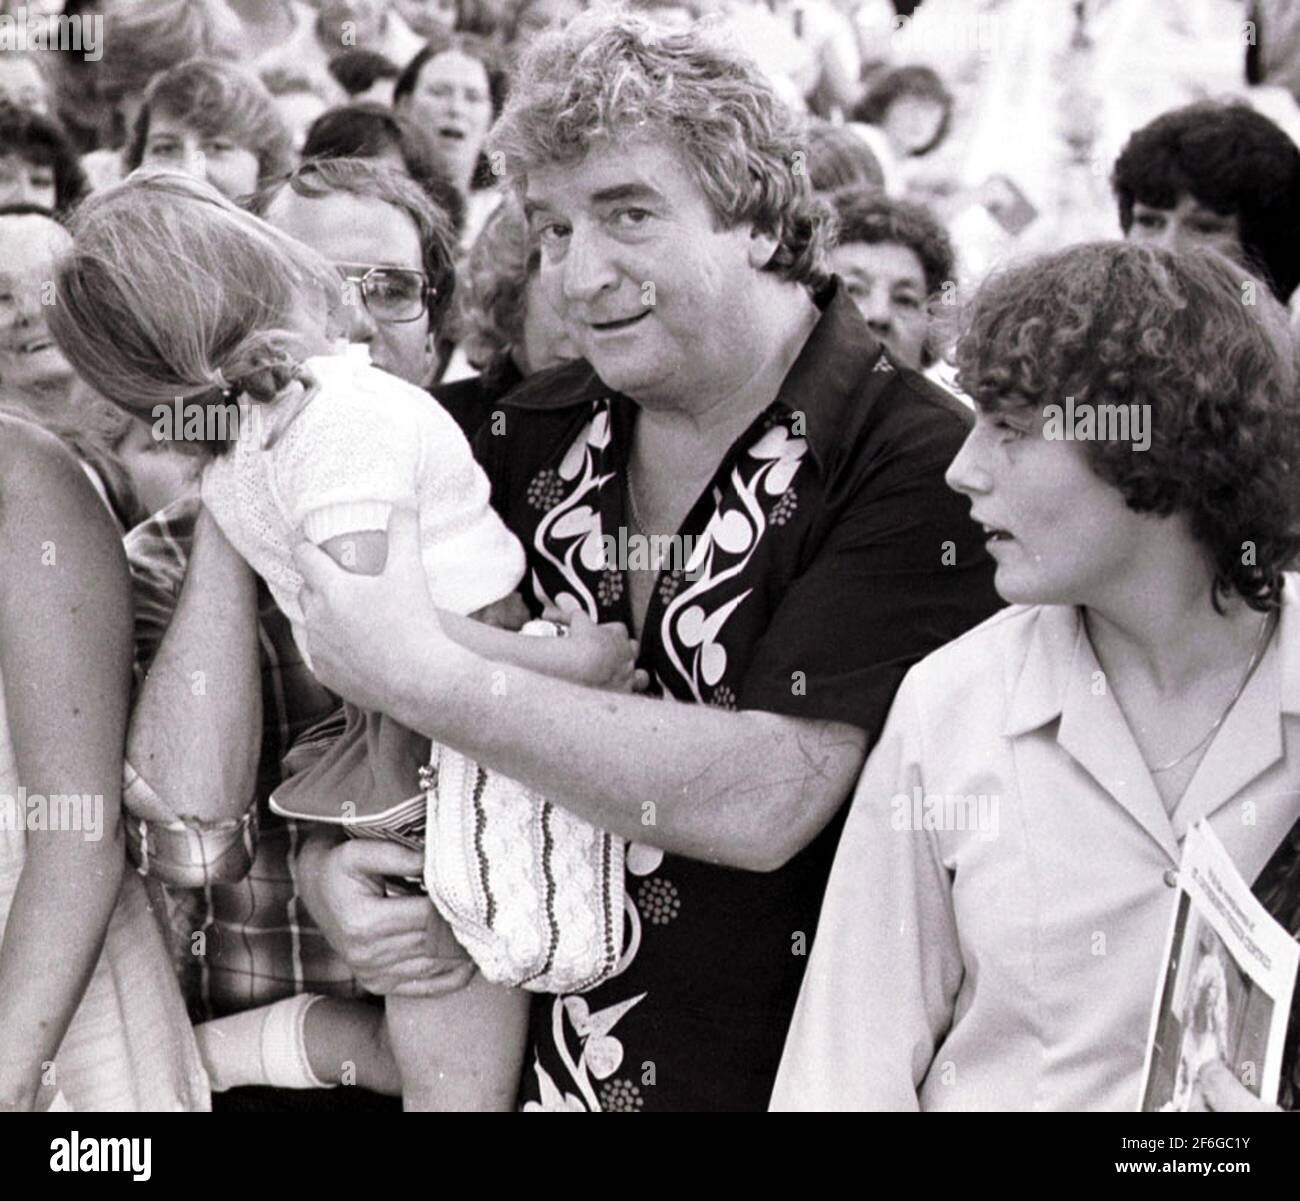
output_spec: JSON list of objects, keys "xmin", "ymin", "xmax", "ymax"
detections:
[{"xmin": 124, "ymin": 493, "xmax": 365, "ymax": 1020}]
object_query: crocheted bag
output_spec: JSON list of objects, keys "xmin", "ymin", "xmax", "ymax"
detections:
[{"xmin": 420, "ymin": 746, "xmax": 626, "ymax": 993}]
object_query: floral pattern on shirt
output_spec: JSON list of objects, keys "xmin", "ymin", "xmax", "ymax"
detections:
[{"xmin": 516, "ymin": 403, "xmax": 807, "ymax": 1109}]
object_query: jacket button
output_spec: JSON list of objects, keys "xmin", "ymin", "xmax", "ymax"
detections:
[{"xmin": 1163, "ymin": 868, "xmax": 1179, "ymax": 888}]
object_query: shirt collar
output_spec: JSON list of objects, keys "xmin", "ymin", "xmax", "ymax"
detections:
[
  {"xmin": 1005, "ymin": 576, "xmax": 1300, "ymax": 739},
  {"xmin": 770, "ymin": 276, "xmax": 889, "ymax": 473}
]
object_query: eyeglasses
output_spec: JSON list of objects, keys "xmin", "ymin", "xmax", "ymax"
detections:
[{"xmin": 335, "ymin": 264, "xmax": 433, "ymax": 325}]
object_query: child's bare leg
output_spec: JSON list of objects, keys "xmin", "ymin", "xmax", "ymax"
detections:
[
  {"xmin": 385, "ymin": 975, "xmax": 530, "ymax": 1111},
  {"xmin": 302, "ymin": 997, "xmax": 402, "ymax": 1095},
  {"xmin": 195, "ymin": 994, "xmax": 401, "ymax": 1095}
]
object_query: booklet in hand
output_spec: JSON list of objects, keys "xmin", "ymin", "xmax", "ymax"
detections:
[{"xmin": 1138, "ymin": 820, "xmax": 1299, "ymax": 1112}]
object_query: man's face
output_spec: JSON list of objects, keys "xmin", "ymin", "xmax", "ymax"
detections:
[
  {"xmin": 0, "ymin": 54, "xmax": 49, "ymax": 114},
  {"xmin": 263, "ymin": 188, "xmax": 439, "ymax": 388},
  {"xmin": 525, "ymin": 136, "xmax": 768, "ymax": 405},
  {"xmin": 1126, "ymin": 193, "xmax": 1243, "ymax": 264},
  {"xmin": 142, "ymin": 112, "xmax": 261, "ymax": 200},
  {"xmin": 0, "ymin": 214, "xmax": 73, "ymax": 399},
  {"xmin": 830, "ymin": 239, "xmax": 930, "ymax": 370}
]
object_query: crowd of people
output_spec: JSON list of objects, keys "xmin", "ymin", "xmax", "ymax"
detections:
[{"xmin": 1, "ymin": 0, "xmax": 1299, "ymax": 1114}]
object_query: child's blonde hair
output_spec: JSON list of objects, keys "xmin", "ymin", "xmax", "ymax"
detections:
[{"xmin": 49, "ymin": 169, "xmax": 339, "ymax": 442}]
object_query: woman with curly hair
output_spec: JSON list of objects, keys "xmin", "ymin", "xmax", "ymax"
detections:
[
  {"xmin": 773, "ymin": 241, "xmax": 1300, "ymax": 1111},
  {"xmin": 435, "ymin": 194, "xmax": 574, "ymax": 431}
]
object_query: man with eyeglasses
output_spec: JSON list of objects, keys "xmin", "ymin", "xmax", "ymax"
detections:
[
  {"xmin": 256, "ymin": 158, "xmax": 456, "ymax": 391},
  {"xmin": 118, "ymin": 158, "xmax": 468, "ymax": 1114}
]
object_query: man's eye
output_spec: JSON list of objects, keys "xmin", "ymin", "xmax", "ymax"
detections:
[
  {"xmin": 537, "ymin": 221, "xmax": 571, "ymax": 246},
  {"xmin": 147, "ymin": 142, "xmax": 180, "ymax": 159},
  {"xmin": 1134, "ymin": 212, "xmax": 1164, "ymax": 229},
  {"xmin": 894, "ymin": 294, "xmax": 922, "ymax": 311},
  {"xmin": 369, "ymin": 273, "xmax": 419, "ymax": 302},
  {"xmin": 993, "ymin": 417, "xmax": 1026, "ymax": 440},
  {"xmin": 614, "ymin": 208, "xmax": 651, "ymax": 229},
  {"xmin": 205, "ymin": 140, "xmax": 236, "ymax": 155}
]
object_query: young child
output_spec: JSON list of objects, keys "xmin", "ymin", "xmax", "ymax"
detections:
[{"xmin": 50, "ymin": 170, "xmax": 639, "ymax": 1109}]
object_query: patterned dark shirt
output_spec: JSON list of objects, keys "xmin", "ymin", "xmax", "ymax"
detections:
[{"xmin": 474, "ymin": 281, "xmax": 1004, "ymax": 1111}]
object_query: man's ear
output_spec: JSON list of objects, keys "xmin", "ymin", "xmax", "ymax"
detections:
[
  {"xmin": 747, "ymin": 226, "xmax": 781, "ymax": 270},
  {"xmin": 420, "ymin": 326, "xmax": 441, "ymax": 389}
]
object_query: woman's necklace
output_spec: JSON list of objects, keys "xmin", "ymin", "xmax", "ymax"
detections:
[{"xmin": 1092, "ymin": 608, "xmax": 1279, "ymax": 775}]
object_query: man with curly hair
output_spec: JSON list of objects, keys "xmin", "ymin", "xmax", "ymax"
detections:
[
  {"xmin": 1112, "ymin": 100, "xmax": 1300, "ymax": 304},
  {"xmin": 288, "ymin": 9, "xmax": 999, "ymax": 1111},
  {"xmin": 774, "ymin": 242, "xmax": 1300, "ymax": 1111}
]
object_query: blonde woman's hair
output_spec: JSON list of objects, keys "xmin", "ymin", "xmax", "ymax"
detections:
[{"xmin": 49, "ymin": 169, "xmax": 339, "ymax": 448}]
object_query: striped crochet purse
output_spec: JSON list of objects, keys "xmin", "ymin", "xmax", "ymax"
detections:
[{"xmin": 420, "ymin": 748, "xmax": 626, "ymax": 994}]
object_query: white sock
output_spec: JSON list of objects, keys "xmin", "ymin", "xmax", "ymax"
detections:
[{"xmin": 195, "ymin": 994, "xmax": 337, "ymax": 1091}]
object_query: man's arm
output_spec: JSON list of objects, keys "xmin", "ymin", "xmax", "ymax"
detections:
[
  {"xmin": 126, "ymin": 505, "xmax": 262, "ymax": 825},
  {"xmin": 296, "ymin": 509, "xmax": 866, "ymax": 872}
]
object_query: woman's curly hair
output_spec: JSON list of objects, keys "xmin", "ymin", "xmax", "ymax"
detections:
[
  {"xmin": 454, "ymin": 193, "xmax": 534, "ymax": 385},
  {"xmin": 488, "ymin": 8, "xmax": 831, "ymax": 289},
  {"xmin": 956, "ymin": 241, "xmax": 1300, "ymax": 612}
]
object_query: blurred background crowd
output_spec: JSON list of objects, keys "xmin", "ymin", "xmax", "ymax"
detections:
[{"xmin": 0, "ymin": 0, "xmax": 1297, "ymax": 530}]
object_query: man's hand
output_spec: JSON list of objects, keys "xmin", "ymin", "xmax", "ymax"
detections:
[
  {"xmin": 295, "ymin": 834, "xmax": 473, "ymax": 997},
  {"xmin": 292, "ymin": 507, "xmax": 452, "ymax": 718}
]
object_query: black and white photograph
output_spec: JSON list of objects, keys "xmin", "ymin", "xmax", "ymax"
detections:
[{"xmin": 0, "ymin": 0, "xmax": 1298, "ymax": 1176}]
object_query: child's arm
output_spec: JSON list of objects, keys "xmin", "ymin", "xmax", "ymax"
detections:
[
  {"xmin": 315, "ymin": 529, "xmax": 642, "ymax": 691},
  {"xmin": 0, "ymin": 423, "xmax": 133, "ymax": 1110}
]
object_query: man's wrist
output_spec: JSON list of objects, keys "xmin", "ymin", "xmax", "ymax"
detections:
[{"xmin": 391, "ymin": 636, "xmax": 478, "ymax": 739}]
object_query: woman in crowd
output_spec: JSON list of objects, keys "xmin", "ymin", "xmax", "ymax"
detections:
[
  {"xmin": 0, "ymin": 106, "xmax": 86, "ymax": 214},
  {"xmin": 851, "ymin": 64, "xmax": 954, "ymax": 188},
  {"xmin": 0, "ymin": 49, "xmax": 52, "ymax": 115},
  {"xmin": 435, "ymin": 193, "xmax": 575, "ymax": 428},
  {"xmin": 806, "ymin": 123, "xmax": 885, "ymax": 196},
  {"xmin": 827, "ymin": 187, "xmax": 955, "ymax": 374},
  {"xmin": 126, "ymin": 58, "xmax": 294, "ymax": 200},
  {"xmin": 301, "ymin": 102, "xmax": 466, "ymax": 235},
  {"xmin": 0, "ymin": 413, "xmax": 208, "ymax": 1111},
  {"xmin": 1112, "ymin": 100, "xmax": 1300, "ymax": 305},
  {"xmin": 393, "ymin": 32, "xmax": 507, "ymax": 245},
  {"xmin": 772, "ymin": 242, "xmax": 1300, "ymax": 1111}
]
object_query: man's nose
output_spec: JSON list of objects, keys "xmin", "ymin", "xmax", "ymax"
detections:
[
  {"xmin": 343, "ymin": 288, "xmax": 378, "ymax": 342},
  {"xmin": 561, "ymin": 227, "xmax": 618, "ymax": 305}
]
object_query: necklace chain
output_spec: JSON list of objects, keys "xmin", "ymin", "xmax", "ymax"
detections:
[{"xmin": 1094, "ymin": 609, "xmax": 1279, "ymax": 775}]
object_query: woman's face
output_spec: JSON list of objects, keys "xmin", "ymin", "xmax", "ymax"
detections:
[
  {"xmin": 0, "ymin": 153, "xmax": 55, "ymax": 210},
  {"xmin": 407, "ymin": 50, "xmax": 493, "ymax": 190},
  {"xmin": 142, "ymin": 112, "xmax": 261, "ymax": 201},
  {"xmin": 1127, "ymin": 193, "xmax": 1243, "ymax": 265},
  {"xmin": 0, "ymin": 54, "xmax": 49, "ymax": 114},
  {"xmin": 882, "ymin": 95, "xmax": 945, "ymax": 157},
  {"xmin": 945, "ymin": 403, "xmax": 1155, "ymax": 607},
  {"xmin": 830, "ymin": 239, "xmax": 931, "ymax": 369},
  {"xmin": 114, "ymin": 418, "xmax": 201, "ymax": 518},
  {"xmin": 0, "ymin": 213, "xmax": 73, "ymax": 398}
]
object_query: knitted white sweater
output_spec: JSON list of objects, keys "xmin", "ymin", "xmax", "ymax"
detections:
[{"xmin": 201, "ymin": 353, "xmax": 524, "ymax": 667}]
